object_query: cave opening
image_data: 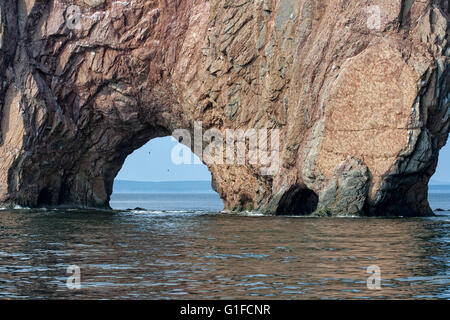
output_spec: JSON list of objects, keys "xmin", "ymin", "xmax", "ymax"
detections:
[
  {"xmin": 276, "ymin": 185, "xmax": 319, "ymax": 216},
  {"xmin": 110, "ymin": 136, "xmax": 224, "ymax": 212},
  {"xmin": 37, "ymin": 187, "xmax": 53, "ymax": 207}
]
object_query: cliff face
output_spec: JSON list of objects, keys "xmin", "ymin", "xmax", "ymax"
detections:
[{"xmin": 0, "ymin": 0, "xmax": 449, "ymax": 216}]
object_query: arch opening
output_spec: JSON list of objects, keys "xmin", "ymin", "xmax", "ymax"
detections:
[
  {"xmin": 430, "ymin": 143, "xmax": 450, "ymax": 186},
  {"xmin": 429, "ymin": 143, "xmax": 450, "ymax": 211},
  {"xmin": 110, "ymin": 136, "xmax": 224, "ymax": 212},
  {"xmin": 276, "ymin": 185, "xmax": 319, "ymax": 216}
]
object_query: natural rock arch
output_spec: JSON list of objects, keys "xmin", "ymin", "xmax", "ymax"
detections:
[{"xmin": 0, "ymin": 0, "xmax": 449, "ymax": 216}]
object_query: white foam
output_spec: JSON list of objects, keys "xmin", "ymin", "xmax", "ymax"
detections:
[
  {"xmin": 237, "ymin": 211, "xmax": 265, "ymax": 217},
  {"xmin": 13, "ymin": 205, "xmax": 30, "ymax": 210}
]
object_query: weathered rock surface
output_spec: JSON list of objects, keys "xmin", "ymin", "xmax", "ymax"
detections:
[{"xmin": 0, "ymin": 0, "xmax": 449, "ymax": 216}]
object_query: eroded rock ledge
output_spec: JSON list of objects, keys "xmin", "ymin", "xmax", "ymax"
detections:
[{"xmin": 0, "ymin": 0, "xmax": 449, "ymax": 216}]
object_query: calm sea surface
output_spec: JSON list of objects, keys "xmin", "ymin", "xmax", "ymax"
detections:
[{"xmin": 0, "ymin": 192, "xmax": 449, "ymax": 299}]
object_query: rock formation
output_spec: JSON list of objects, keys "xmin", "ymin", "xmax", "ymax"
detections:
[{"xmin": 0, "ymin": 0, "xmax": 449, "ymax": 216}]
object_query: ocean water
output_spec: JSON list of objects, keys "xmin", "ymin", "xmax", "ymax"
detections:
[
  {"xmin": 110, "ymin": 193, "xmax": 224, "ymax": 212},
  {"xmin": 0, "ymin": 192, "xmax": 449, "ymax": 299}
]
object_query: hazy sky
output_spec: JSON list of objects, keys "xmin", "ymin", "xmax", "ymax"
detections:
[
  {"xmin": 116, "ymin": 136, "xmax": 450, "ymax": 184},
  {"xmin": 433, "ymin": 143, "xmax": 450, "ymax": 184},
  {"xmin": 115, "ymin": 136, "xmax": 212, "ymax": 181}
]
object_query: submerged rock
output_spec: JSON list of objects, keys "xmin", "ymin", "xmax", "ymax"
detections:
[{"xmin": 0, "ymin": 0, "xmax": 448, "ymax": 216}]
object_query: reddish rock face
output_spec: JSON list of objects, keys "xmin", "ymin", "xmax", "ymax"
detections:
[{"xmin": 0, "ymin": 0, "xmax": 448, "ymax": 216}]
